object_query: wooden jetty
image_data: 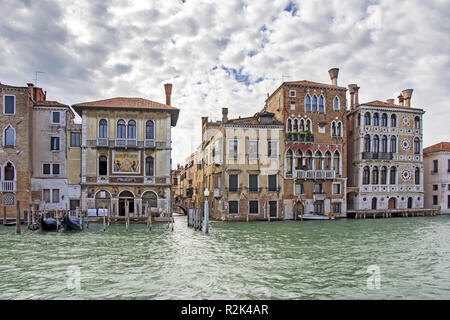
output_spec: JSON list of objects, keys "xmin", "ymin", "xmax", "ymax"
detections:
[{"xmin": 347, "ymin": 208, "xmax": 440, "ymax": 219}]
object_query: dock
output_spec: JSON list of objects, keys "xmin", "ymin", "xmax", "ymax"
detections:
[{"xmin": 347, "ymin": 208, "xmax": 440, "ymax": 219}]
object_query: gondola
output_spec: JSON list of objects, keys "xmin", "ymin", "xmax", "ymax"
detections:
[
  {"xmin": 62, "ymin": 213, "xmax": 82, "ymax": 231},
  {"xmin": 40, "ymin": 215, "xmax": 61, "ymax": 231}
]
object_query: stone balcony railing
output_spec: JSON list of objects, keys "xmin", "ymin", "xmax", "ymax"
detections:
[
  {"xmin": 0, "ymin": 180, "xmax": 15, "ymax": 192},
  {"xmin": 86, "ymin": 138, "xmax": 169, "ymax": 149},
  {"xmin": 361, "ymin": 152, "xmax": 393, "ymax": 160},
  {"xmin": 295, "ymin": 170, "xmax": 336, "ymax": 179}
]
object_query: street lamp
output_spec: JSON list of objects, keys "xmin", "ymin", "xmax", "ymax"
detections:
[{"xmin": 204, "ymin": 188, "xmax": 209, "ymax": 233}]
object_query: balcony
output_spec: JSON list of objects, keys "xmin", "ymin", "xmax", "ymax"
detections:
[
  {"xmin": 0, "ymin": 181, "xmax": 16, "ymax": 192},
  {"xmin": 145, "ymin": 139, "xmax": 155, "ymax": 148},
  {"xmin": 362, "ymin": 152, "xmax": 393, "ymax": 160},
  {"xmin": 96, "ymin": 138, "xmax": 108, "ymax": 147},
  {"xmin": 115, "ymin": 138, "xmax": 137, "ymax": 148},
  {"xmin": 295, "ymin": 170, "xmax": 335, "ymax": 179},
  {"xmin": 286, "ymin": 132, "xmax": 314, "ymax": 143}
]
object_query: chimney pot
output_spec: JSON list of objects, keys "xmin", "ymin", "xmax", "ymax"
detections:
[
  {"xmin": 164, "ymin": 83, "xmax": 172, "ymax": 105},
  {"xmin": 398, "ymin": 93, "xmax": 404, "ymax": 106},
  {"xmin": 386, "ymin": 99, "xmax": 394, "ymax": 104},
  {"xmin": 328, "ymin": 68, "xmax": 339, "ymax": 86},
  {"xmin": 401, "ymin": 89, "xmax": 413, "ymax": 107},
  {"xmin": 222, "ymin": 107, "xmax": 228, "ymax": 123}
]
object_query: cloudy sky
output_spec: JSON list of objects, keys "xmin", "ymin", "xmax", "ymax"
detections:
[{"xmin": 1, "ymin": 0, "xmax": 449, "ymax": 167}]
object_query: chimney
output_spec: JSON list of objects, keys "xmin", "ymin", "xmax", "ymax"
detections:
[
  {"xmin": 222, "ymin": 107, "xmax": 228, "ymax": 123},
  {"xmin": 164, "ymin": 83, "xmax": 172, "ymax": 105},
  {"xmin": 398, "ymin": 93, "xmax": 404, "ymax": 106},
  {"xmin": 401, "ymin": 89, "xmax": 413, "ymax": 107},
  {"xmin": 348, "ymin": 84, "xmax": 357, "ymax": 108},
  {"xmin": 201, "ymin": 116, "xmax": 208, "ymax": 126},
  {"xmin": 27, "ymin": 83, "xmax": 34, "ymax": 100},
  {"xmin": 328, "ymin": 68, "xmax": 339, "ymax": 86},
  {"xmin": 386, "ymin": 99, "xmax": 394, "ymax": 104}
]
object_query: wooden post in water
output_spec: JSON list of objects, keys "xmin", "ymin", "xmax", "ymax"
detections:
[
  {"xmin": 3, "ymin": 206, "xmax": 6, "ymax": 225},
  {"xmin": 16, "ymin": 201, "xmax": 21, "ymax": 234},
  {"xmin": 125, "ymin": 200, "xmax": 129, "ymax": 232},
  {"xmin": 108, "ymin": 204, "xmax": 111, "ymax": 227},
  {"xmin": 27, "ymin": 209, "xmax": 31, "ymax": 228},
  {"xmin": 103, "ymin": 205, "xmax": 106, "ymax": 232},
  {"xmin": 31, "ymin": 206, "xmax": 35, "ymax": 229},
  {"xmin": 56, "ymin": 209, "xmax": 59, "ymax": 232}
]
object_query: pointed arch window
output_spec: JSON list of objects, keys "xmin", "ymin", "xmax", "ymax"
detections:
[
  {"xmin": 391, "ymin": 114, "xmax": 397, "ymax": 127},
  {"xmin": 331, "ymin": 122, "xmax": 337, "ymax": 136},
  {"xmin": 300, "ymin": 119, "xmax": 305, "ymax": 132},
  {"xmin": 381, "ymin": 166, "xmax": 387, "ymax": 184},
  {"xmin": 372, "ymin": 166, "xmax": 379, "ymax": 184},
  {"xmin": 364, "ymin": 134, "xmax": 371, "ymax": 152},
  {"xmin": 414, "ymin": 116, "xmax": 420, "ymax": 129},
  {"xmin": 373, "ymin": 113, "xmax": 379, "ymax": 126},
  {"xmin": 415, "ymin": 167, "xmax": 420, "ymax": 185},
  {"xmin": 145, "ymin": 120, "xmax": 155, "ymax": 139},
  {"xmin": 306, "ymin": 119, "xmax": 311, "ymax": 132},
  {"xmin": 390, "ymin": 136, "xmax": 397, "ymax": 153},
  {"xmin": 117, "ymin": 120, "xmax": 126, "ymax": 138},
  {"xmin": 325, "ymin": 151, "xmax": 332, "ymax": 170},
  {"xmin": 295, "ymin": 150, "xmax": 303, "ymax": 170},
  {"xmin": 390, "ymin": 166, "xmax": 397, "ymax": 184},
  {"xmin": 293, "ymin": 119, "xmax": 299, "ymax": 132},
  {"xmin": 373, "ymin": 135, "xmax": 380, "ymax": 153},
  {"xmin": 4, "ymin": 162, "xmax": 14, "ymax": 181},
  {"xmin": 4, "ymin": 125, "xmax": 14, "ymax": 147},
  {"xmin": 319, "ymin": 95, "xmax": 325, "ymax": 113},
  {"xmin": 99, "ymin": 119, "xmax": 107, "ymax": 138},
  {"xmin": 312, "ymin": 95, "xmax": 318, "ymax": 112},
  {"xmin": 381, "ymin": 135, "xmax": 388, "ymax": 152},
  {"xmin": 363, "ymin": 166, "xmax": 370, "ymax": 185},
  {"xmin": 333, "ymin": 96, "xmax": 339, "ymax": 110},
  {"xmin": 333, "ymin": 151, "xmax": 340, "ymax": 174},
  {"xmin": 145, "ymin": 156, "xmax": 154, "ymax": 176},
  {"xmin": 381, "ymin": 113, "xmax": 388, "ymax": 127},
  {"xmin": 315, "ymin": 150, "xmax": 323, "ymax": 170},
  {"xmin": 127, "ymin": 120, "xmax": 136, "ymax": 139},
  {"xmin": 305, "ymin": 95, "xmax": 311, "ymax": 112},
  {"xmin": 305, "ymin": 150, "xmax": 313, "ymax": 170},
  {"xmin": 287, "ymin": 119, "xmax": 292, "ymax": 133},
  {"xmin": 337, "ymin": 122, "xmax": 342, "ymax": 136},
  {"xmin": 286, "ymin": 150, "xmax": 293, "ymax": 174},
  {"xmin": 364, "ymin": 112, "xmax": 371, "ymax": 126},
  {"xmin": 414, "ymin": 137, "xmax": 421, "ymax": 154}
]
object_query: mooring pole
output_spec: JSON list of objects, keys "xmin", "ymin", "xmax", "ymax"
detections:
[
  {"xmin": 27, "ymin": 209, "xmax": 31, "ymax": 228},
  {"xmin": 16, "ymin": 200, "xmax": 21, "ymax": 234},
  {"xmin": 125, "ymin": 200, "xmax": 129, "ymax": 232},
  {"xmin": 31, "ymin": 206, "xmax": 35, "ymax": 229},
  {"xmin": 3, "ymin": 205, "xmax": 6, "ymax": 225},
  {"xmin": 204, "ymin": 199, "xmax": 209, "ymax": 233},
  {"xmin": 56, "ymin": 209, "xmax": 59, "ymax": 232},
  {"xmin": 103, "ymin": 205, "xmax": 106, "ymax": 232}
]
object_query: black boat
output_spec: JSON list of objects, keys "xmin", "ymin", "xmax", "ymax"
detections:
[
  {"xmin": 62, "ymin": 214, "xmax": 82, "ymax": 231},
  {"xmin": 40, "ymin": 215, "xmax": 61, "ymax": 231}
]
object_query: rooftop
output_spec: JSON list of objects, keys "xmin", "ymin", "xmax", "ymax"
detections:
[
  {"xmin": 285, "ymin": 80, "xmax": 347, "ymax": 90},
  {"xmin": 423, "ymin": 142, "xmax": 450, "ymax": 154},
  {"xmin": 358, "ymin": 100, "xmax": 423, "ymax": 111},
  {"xmin": 72, "ymin": 97, "xmax": 180, "ymax": 126}
]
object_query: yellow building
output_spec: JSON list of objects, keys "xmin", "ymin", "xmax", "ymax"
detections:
[{"xmin": 72, "ymin": 84, "xmax": 179, "ymax": 216}]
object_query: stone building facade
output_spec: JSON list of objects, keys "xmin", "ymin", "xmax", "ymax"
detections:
[
  {"xmin": 30, "ymin": 98, "xmax": 77, "ymax": 211},
  {"xmin": 0, "ymin": 83, "xmax": 34, "ymax": 217},
  {"xmin": 264, "ymin": 69, "xmax": 348, "ymax": 218},
  {"xmin": 196, "ymin": 108, "xmax": 284, "ymax": 221},
  {"xmin": 346, "ymin": 87, "xmax": 425, "ymax": 212},
  {"xmin": 72, "ymin": 84, "xmax": 179, "ymax": 217},
  {"xmin": 423, "ymin": 142, "xmax": 450, "ymax": 213}
]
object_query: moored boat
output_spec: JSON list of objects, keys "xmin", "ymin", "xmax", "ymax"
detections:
[
  {"xmin": 62, "ymin": 213, "xmax": 82, "ymax": 231},
  {"xmin": 40, "ymin": 215, "xmax": 61, "ymax": 231},
  {"xmin": 301, "ymin": 212, "xmax": 335, "ymax": 220}
]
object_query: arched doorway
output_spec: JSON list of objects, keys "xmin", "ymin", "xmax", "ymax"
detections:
[
  {"xmin": 95, "ymin": 190, "xmax": 111, "ymax": 216},
  {"xmin": 388, "ymin": 197, "xmax": 396, "ymax": 209},
  {"xmin": 371, "ymin": 198, "xmax": 377, "ymax": 210},
  {"xmin": 293, "ymin": 200, "xmax": 304, "ymax": 219},
  {"xmin": 142, "ymin": 191, "xmax": 158, "ymax": 215},
  {"xmin": 118, "ymin": 190, "xmax": 134, "ymax": 216},
  {"xmin": 407, "ymin": 197, "xmax": 413, "ymax": 209}
]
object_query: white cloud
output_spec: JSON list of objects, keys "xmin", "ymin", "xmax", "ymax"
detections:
[{"xmin": 0, "ymin": 0, "xmax": 449, "ymax": 166}]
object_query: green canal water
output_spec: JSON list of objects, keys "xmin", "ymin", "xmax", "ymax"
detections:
[{"xmin": 1, "ymin": 215, "xmax": 449, "ymax": 300}]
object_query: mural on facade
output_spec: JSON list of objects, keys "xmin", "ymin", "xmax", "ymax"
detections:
[{"xmin": 112, "ymin": 151, "xmax": 140, "ymax": 174}]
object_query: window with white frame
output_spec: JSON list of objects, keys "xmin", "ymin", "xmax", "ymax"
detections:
[
  {"xmin": 333, "ymin": 96, "xmax": 340, "ymax": 110},
  {"xmin": 248, "ymin": 141, "xmax": 258, "ymax": 159},
  {"xmin": 268, "ymin": 174, "xmax": 277, "ymax": 192},
  {"xmin": 268, "ymin": 140, "xmax": 277, "ymax": 158},
  {"xmin": 294, "ymin": 182, "xmax": 304, "ymax": 195},
  {"xmin": 4, "ymin": 125, "xmax": 15, "ymax": 147},
  {"xmin": 290, "ymin": 101, "xmax": 295, "ymax": 110},
  {"xmin": 52, "ymin": 111, "xmax": 60, "ymax": 124},
  {"xmin": 228, "ymin": 139, "xmax": 238, "ymax": 159},
  {"xmin": 333, "ymin": 183, "xmax": 341, "ymax": 195},
  {"xmin": 289, "ymin": 90, "xmax": 296, "ymax": 97},
  {"xmin": 332, "ymin": 202, "xmax": 341, "ymax": 214},
  {"xmin": 3, "ymin": 95, "xmax": 15, "ymax": 115},
  {"xmin": 228, "ymin": 200, "xmax": 239, "ymax": 214}
]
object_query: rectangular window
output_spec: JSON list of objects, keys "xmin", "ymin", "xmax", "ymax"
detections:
[
  {"xmin": 433, "ymin": 160, "xmax": 438, "ymax": 173},
  {"xmin": 43, "ymin": 189, "xmax": 51, "ymax": 203},
  {"xmin": 248, "ymin": 141, "xmax": 258, "ymax": 159},
  {"xmin": 52, "ymin": 164, "xmax": 60, "ymax": 175},
  {"xmin": 269, "ymin": 200, "xmax": 277, "ymax": 217},
  {"xmin": 43, "ymin": 164, "xmax": 51, "ymax": 175},
  {"xmin": 448, "ymin": 195, "xmax": 450, "ymax": 209},
  {"xmin": 52, "ymin": 111, "xmax": 60, "ymax": 123},
  {"xmin": 229, "ymin": 174, "xmax": 238, "ymax": 192},
  {"xmin": 333, "ymin": 183, "xmax": 341, "ymax": 195},
  {"xmin": 268, "ymin": 141, "xmax": 277, "ymax": 158},
  {"xmin": 4, "ymin": 95, "xmax": 15, "ymax": 114},
  {"xmin": 433, "ymin": 195, "xmax": 438, "ymax": 206},
  {"xmin": 448, "ymin": 184, "xmax": 450, "ymax": 191},
  {"xmin": 249, "ymin": 200, "xmax": 259, "ymax": 215},
  {"xmin": 52, "ymin": 189, "xmax": 60, "ymax": 203},
  {"xmin": 71, "ymin": 132, "xmax": 80, "ymax": 147},
  {"xmin": 290, "ymin": 101, "xmax": 295, "ymax": 110},
  {"xmin": 433, "ymin": 185, "xmax": 438, "ymax": 191},
  {"xmin": 70, "ymin": 200, "xmax": 80, "ymax": 211},
  {"xmin": 268, "ymin": 175, "xmax": 277, "ymax": 192},
  {"xmin": 294, "ymin": 182, "xmax": 304, "ymax": 196},
  {"xmin": 314, "ymin": 183, "xmax": 323, "ymax": 193},
  {"xmin": 289, "ymin": 90, "xmax": 296, "ymax": 97},
  {"xmin": 332, "ymin": 203, "xmax": 342, "ymax": 214},
  {"xmin": 229, "ymin": 200, "xmax": 239, "ymax": 214},
  {"xmin": 448, "ymin": 159, "xmax": 450, "ymax": 172},
  {"xmin": 229, "ymin": 140, "xmax": 238, "ymax": 159},
  {"xmin": 51, "ymin": 137, "xmax": 60, "ymax": 150},
  {"xmin": 249, "ymin": 174, "xmax": 258, "ymax": 192}
]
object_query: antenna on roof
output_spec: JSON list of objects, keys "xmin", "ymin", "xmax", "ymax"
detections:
[{"xmin": 33, "ymin": 71, "xmax": 45, "ymax": 86}]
